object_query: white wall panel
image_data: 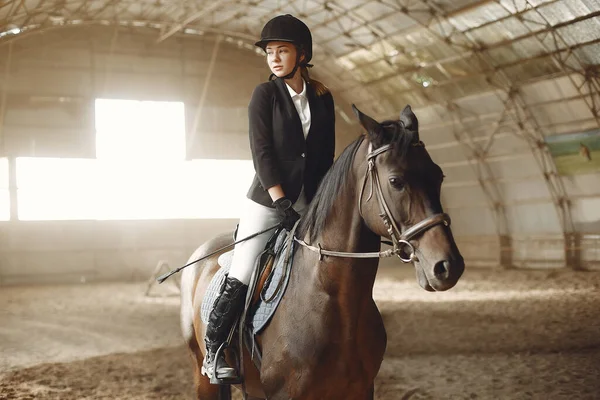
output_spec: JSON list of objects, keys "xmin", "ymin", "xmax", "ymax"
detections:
[
  {"xmin": 489, "ymin": 155, "xmax": 541, "ymax": 179},
  {"xmin": 441, "ymin": 185, "xmax": 489, "ymax": 206},
  {"xmin": 92, "ymin": 53, "xmax": 184, "ymax": 74},
  {"xmin": 485, "ymin": 134, "xmax": 530, "ymax": 157},
  {"xmin": 454, "ymin": 91, "xmax": 507, "ymax": 115},
  {"xmin": 418, "ymin": 106, "xmax": 459, "ymax": 146},
  {"xmin": 506, "ymin": 203, "xmax": 562, "ymax": 234},
  {"xmin": 2, "ymin": 126, "xmax": 94, "ymax": 158},
  {"xmin": 0, "ymin": 219, "xmax": 236, "ymax": 285},
  {"xmin": 572, "ymin": 198, "xmax": 600, "ymax": 233},
  {"xmin": 428, "ymin": 145, "xmax": 469, "ymax": 164},
  {"xmin": 454, "ymin": 235, "xmax": 501, "ymax": 267},
  {"xmin": 530, "ymin": 99, "xmax": 594, "ymax": 127},
  {"xmin": 5, "ymin": 102, "xmax": 90, "ymax": 128},
  {"xmin": 444, "ymin": 206, "xmax": 497, "ymax": 236},
  {"xmin": 561, "ymin": 173, "xmax": 600, "ymax": 197},
  {"xmin": 499, "ymin": 179, "xmax": 551, "ymax": 202},
  {"xmin": 8, "ymin": 67, "xmax": 93, "ymax": 96},
  {"xmin": 521, "ymin": 74, "xmax": 583, "ymax": 103},
  {"xmin": 439, "ymin": 164, "xmax": 479, "ymax": 183},
  {"xmin": 99, "ymin": 72, "xmax": 185, "ymax": 99},
  {"xmin": 511, "ymin": 235, "xmax": 566, "ymax": 268}
]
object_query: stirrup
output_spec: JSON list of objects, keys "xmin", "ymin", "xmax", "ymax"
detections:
[{"xmin": 202, "ymin": 343, "xmax": 243, "ymax": 385}]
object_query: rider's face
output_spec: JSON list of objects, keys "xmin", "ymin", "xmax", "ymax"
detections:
[{"xmin": 266, "ymin": 42, "xmax": 301, "ymax": 78}]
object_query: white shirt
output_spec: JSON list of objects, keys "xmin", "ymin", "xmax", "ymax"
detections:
[{"xmin": 285, "ymin": 80, "xmax": 311, "ymax": 139}]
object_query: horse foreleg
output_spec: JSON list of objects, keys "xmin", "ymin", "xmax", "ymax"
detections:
[
  {"xmin": 368, "ymin": 384, "xmax": 374, "ymax": 400},
  {"xmin": 192, "ymin": 361, "xmax": 220, "ymax": 399},
  {"xmin": 188, "ymin": 342, "xmax": 239, "ymax": 400}
]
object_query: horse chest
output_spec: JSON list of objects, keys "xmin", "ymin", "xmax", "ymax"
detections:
[{"xmin": 261, "ymin": 295, "xmax": 386, "ymax": 398}]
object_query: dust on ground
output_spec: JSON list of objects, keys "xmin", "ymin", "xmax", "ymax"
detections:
[{"xmin": 1, "ymin": 265, "xmax": 599, "ymax": 399}]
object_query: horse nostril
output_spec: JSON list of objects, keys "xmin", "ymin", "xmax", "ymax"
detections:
[{"xmin": 433, "ymin": 260, "xmax": 450, "ymax": 279}]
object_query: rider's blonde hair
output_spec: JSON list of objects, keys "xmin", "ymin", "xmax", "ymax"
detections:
[{"xmin": 301, "ymin": 66, "xmax": 329, "ymax": 97}]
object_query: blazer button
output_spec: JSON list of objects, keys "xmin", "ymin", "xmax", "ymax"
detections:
[{"xmin": 301, "ymin": 153, "xmax": 306, "ymax": 158}]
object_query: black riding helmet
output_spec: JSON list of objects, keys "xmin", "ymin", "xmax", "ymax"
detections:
[{"xmin": 255, "ymin": 14, "xmax": 313, "ymax": 79}]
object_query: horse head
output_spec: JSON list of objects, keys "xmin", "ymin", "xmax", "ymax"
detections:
[{"xmin": 353, "ymin": 104, "xmax": 464, "ymax": 291}]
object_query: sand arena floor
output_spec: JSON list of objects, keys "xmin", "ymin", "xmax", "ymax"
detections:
[{"xmin": 1, "ymin": 264, "xmax": 599, "ymax": 399}]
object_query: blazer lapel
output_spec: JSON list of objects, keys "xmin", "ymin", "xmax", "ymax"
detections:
[
  {"xmin": 275, "ymin": 78, "xmax": 308, "ymax": 142},
  {"xmin": 305, "ymin": 83, "xmax": 320, "ymax": 142},
  {"xmin": 274, "ymin": 78, "xmax": 304, "ymax": 141}
]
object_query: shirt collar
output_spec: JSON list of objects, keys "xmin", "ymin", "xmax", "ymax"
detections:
[{"xmin": 285, "ymin": 79, "xmax": 307, "ymax": 99}]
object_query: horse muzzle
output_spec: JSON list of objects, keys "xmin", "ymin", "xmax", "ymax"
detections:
[{"xmin": 415, "ymin": 256, "xmax": 465, "ymax": 292}]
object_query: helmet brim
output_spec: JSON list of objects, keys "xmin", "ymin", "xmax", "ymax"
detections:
[{"xmin": 254, "ymin": 38, "xmax": 295, "ymax": 51}]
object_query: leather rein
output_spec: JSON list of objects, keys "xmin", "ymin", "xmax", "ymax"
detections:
[{"xmin": 295, "ymin": 140, "xmax": 450, "ymax": 263}]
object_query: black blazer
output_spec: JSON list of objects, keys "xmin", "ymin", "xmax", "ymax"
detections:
[{"xmin": 246, "ymin": 77, "xmax": 336, "ymax": 207}]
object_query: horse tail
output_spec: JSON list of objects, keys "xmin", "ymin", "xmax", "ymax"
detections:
[{"xmin": 180, "ymin": 245, "xmax": 204, "ymax": 345}]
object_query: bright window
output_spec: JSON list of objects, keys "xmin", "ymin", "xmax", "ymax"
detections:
[
  {"xmin": 16, "ymin": 99, "xmax": 254, "ymax": 220},
  {"xmin": 17, "ymin": 158, "xmax": 254, "ymax": 220},
  {"xmin": 178, "ymin": 159, "xmax": 255, "ymax": 219},
  {"xmin": 93, "ymin": 159, "xmax": 254, "ymax": 220},
  {"xmin": 95, "ymin": 99, "xmax": 186, "ymax": 161},
  {"xmin": 0, "ymin": 158, "xmax": 9, "ymax": 221},
  {"xmin": 17, "ymin": 158, "xmax": 98, "ymax": 220}
]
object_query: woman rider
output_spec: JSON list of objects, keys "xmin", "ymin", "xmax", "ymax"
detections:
[{"xmin": 203, "ymin": 14, "xmax": 336, "ymax": 382}]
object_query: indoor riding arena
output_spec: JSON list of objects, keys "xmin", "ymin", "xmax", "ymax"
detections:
[{"xmin": 1, "ymin": 1, "xmax": 599, "ymax": 399}]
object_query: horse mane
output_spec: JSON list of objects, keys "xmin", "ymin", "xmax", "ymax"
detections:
[
  {"xmin": 297, "ymin": 135, "xmax": 364, "ymax": 242},
  {"xmin": 298, "ymin": 119, "xmax": 418, "ymax": 242}
]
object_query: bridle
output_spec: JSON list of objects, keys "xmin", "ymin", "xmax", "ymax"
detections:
[
  {"xmin": 358, "ymin": 140, "xmax": 450, "ymax": 262},
  {"xmin": 295, "ymin": 139, "xmax": 451, "ymax": 263}
]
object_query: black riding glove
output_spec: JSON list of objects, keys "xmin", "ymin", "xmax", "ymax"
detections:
[{"xmin": 273, "ymin": 197, "xmax": 301, "ymax": 231}]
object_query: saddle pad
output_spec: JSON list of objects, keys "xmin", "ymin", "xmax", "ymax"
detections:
[
  {"xmin": 200, "ymin": 230, "xmax": 295, "ymax": 335},
  {"xmin": 250, "ymin": 233, "xmax": 295, "ymax": 335},
  {"xmin": 217, "ymin": 250, "xmax": 233, "ymax": 269},
  {"xmin": 200, "ymin": 261, "xmax": 230, "ymax": 324}
]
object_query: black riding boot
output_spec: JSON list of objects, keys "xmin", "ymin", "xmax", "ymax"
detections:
[{"xmin": 203, "ymin": 275, "xmax": 248, "ymax": 383}]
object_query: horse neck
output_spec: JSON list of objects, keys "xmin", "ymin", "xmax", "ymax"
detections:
[{"xmin": 304, "ymin": 138, "xmax": 382, "ymax": 299}]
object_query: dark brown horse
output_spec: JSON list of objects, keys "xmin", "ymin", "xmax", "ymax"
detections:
[{"xmin": 180, "ymin": 104, "xmax": 465, "ymax": 399}]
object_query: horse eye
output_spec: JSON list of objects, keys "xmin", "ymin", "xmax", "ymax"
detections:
[{"xmin": 389, "ymin": 177, "xmax": 405, "ymax": 190}]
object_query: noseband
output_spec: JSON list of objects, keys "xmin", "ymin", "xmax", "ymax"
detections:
[{"xmin": 295, "ymin": 139, "xmax": 451, "ymax": 263}]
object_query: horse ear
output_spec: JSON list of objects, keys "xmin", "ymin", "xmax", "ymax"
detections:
[
  {"xmin": 400, "ymin": 105, "xmax": 419, "ymax": 136},
  {"xmin": 352, "ymin": 104, "xmax": 382, "ymax": 144}
]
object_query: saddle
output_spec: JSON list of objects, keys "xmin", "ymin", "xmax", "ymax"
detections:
[{"xmin": 200, "ymin": 226, "xmax": 296, "ymax": 368}]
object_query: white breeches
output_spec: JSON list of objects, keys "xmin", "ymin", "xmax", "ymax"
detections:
[{"xmin": 228, "ymin": 190, "xmax": 308, "ymax": 285}]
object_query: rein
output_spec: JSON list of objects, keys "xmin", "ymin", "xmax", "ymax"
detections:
[{"xmin": 296, "ymin": 140, "xmax": 450, "ymax": 263}]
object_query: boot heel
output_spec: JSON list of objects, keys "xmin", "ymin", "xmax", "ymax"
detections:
[{"xmin": 209, "ymin": 344, "xmax": 243, "ymax": 385}]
